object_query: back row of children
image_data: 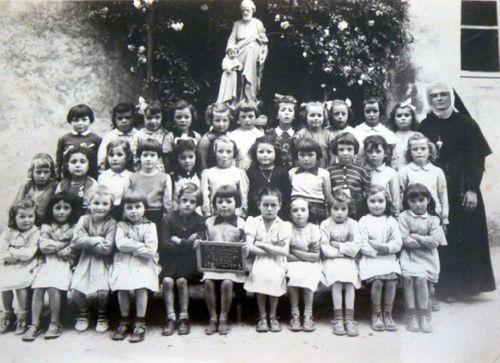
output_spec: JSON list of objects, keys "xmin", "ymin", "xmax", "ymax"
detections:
[{"xmin": 2, "ymin": 94, "xmax": 447, "ymax": 342}]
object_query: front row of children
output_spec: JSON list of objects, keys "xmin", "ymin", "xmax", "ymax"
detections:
[{"xmin": 0, "ymin": 177, "xmax": 444, "ymax": 342}]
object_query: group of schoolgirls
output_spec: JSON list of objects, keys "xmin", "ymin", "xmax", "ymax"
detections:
[{"xmin": 0, "ymin": 94, "xmax": 447, "ymax": 343}]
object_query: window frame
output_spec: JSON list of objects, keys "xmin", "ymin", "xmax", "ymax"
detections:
[{"xmin": 460, "ymin": 0, "xmax": 500, "ymax": 78}]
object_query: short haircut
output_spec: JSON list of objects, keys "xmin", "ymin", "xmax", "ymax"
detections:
[
  {"xmin": 170, "ymin": 139, "xmax": 202, "ymax": 176},
  {"xmin": 169, "ymin": 99, "xmax": 198, "ymax": 126},
  {"xmin": 388, "ymin": 103, "xmax": 417, "ymax": 132},
  {"xmin": 121, "ymin": 188, "xmax": 149, "ymax": 209},
  {"xmin": 363, "ymin": 96, "xmax": 385, "ymax": 116},
  {"xmin": 364, "ymin": 135, "xmax": 392, "ymax": 164},
  {"xmin": 213, "ymin": 136, "xmax": 239, "ymax": 159},
  {"xmin": 366, "ymin": 184, "xmax": 395, "ymax": 217},
  {"xmin": 67, "ymin": 104, "xmax": 95, "ymax": 124},
  {"xmin": 234, "ymin": 100, "xmax": 259, "ymax": 121},
  {"xmin": 205, "ymin": 102, "xmax": 234, "ymax": 126},
  {"xmin": 299, "ymin": 101, "xmax": 328, "ymax": 127},
  {"xmin": 257, "ymin": 187, "xmax": 282, "ymax": 205},
  {"xmin": 177, "ymin": 182, "xmax": 202, "ymax": 206},
  {"xmin": 112, "ymin": 102, "xmax": 135, "ymax": 128},
  {"xmin": 330, "ymin": 132, "xmax": 359, "ymax": 155},
  {"xmin": 8, "ymin": 198, "xmax": 36, "ymax": 229},
  {"xmin": 402, "ymin": 183, "xmax": 438, "ymax": 218},
  {"xmin": 61, "ymin": 145, "xmax": 92, "ymax": 179},
  {"xmin": 294, "ymin": 138, "xmax": 323, "ymax": 161},
  {"xmin": 43, "ymin": 192, "xmax": 81, "ymax": 225},
  {"xmin": 212, "ymin": 185, "xmax": 242, "ymax": 209},
  {"xmin": 405, "ymin": 132, "xmax": 438, "ymax": 163},
  {"xmin": 28, "ymin": 153, "xmax": 56, "ymax": 182},
  {"xmin": 328, "ymin": 99, "xmax": 354, "ymax": 129},
  {"xmin": 136, "ymin": 138, "xmax": 163, "ymax": 158},
  {"xmin": 104, "ymin": 139, "xmax": 135, "ymax": 171}
]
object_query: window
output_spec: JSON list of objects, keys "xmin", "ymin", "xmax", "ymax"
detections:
[{"xmin": 461, "ymin": 0, "xmax": 500, "ymax": 74}]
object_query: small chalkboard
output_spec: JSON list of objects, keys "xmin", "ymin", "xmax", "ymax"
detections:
[{"xmin": 196, "ymin": 241, "xmax": 246, "ymax": 273}]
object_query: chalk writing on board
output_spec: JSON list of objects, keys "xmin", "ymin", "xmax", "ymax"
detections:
[{"xmin": 196, "ymin": 241, "xmax": 246, "ymax": 273}]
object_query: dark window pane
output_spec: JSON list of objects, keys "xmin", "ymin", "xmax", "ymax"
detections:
[
  {"xmin": 461, "ymin": 29, "xmax": 500, "ymax": 71},
  {"xmin": 462, "ymin": 1, "xmax": 498, "ymax": 26}
]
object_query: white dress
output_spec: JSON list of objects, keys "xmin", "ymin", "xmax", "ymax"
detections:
[
  {"xmin": 286, "ymin": 223, "xmax": 322, "ymax": 292},
  {"xmin": 244, "ymin": 216, "xmax": 292, "ymax": 297},
  {"xmin": 358, "ymin": 215, "xmax": 402, "ymax": 281},
  {"xmin": 320, "ymin": 218, "xmax": 362, "ymax": 288},
  {"xmin": 70, "ymin": 215, "xmax": 116, "ymax": 295},
  {"xmin": 32, "ymin": 223, "xmax": 74, "ymax": 290},
  {"xmin": 109, "ymin": 220, "xmax": 160, "ymax": 292},
  {"xmin": 0, "ymin": 227, "xmax": 40, "ymax": 291},
  {"xmin": 398, "ymin": 211, "xmax": 445, "ymax": 283}
]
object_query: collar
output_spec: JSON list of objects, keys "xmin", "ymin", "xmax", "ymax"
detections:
[
  {"xmin": 359, "ymin": 123, "xmax": 384, "ymax": 132},
  {"xmin": 14, "ymin": 226, "xmax": 37, "ymax": 239},
  {"xmin": 108, "ymin": 170, "xmax": 130, "ymax": 178},
  {"xmin": 139, "ymin": 169, "xmax": 159, "ymax": 177},
  {"xmin": 71, "ymin": 130, "xmax": 91, "ymax": 136},
  {"xmin": 408, "ymin": 210, "xmax": 429, "ymax": 219},
  {"xmin": 295, "ymin": 167, "xmax": 319, "ymax": 175},
  {"xmin": 214, "ymin": 215, "xmax": 239, "ymax": 227},
  {"xmin": 116, "ymin": 128, "xmax": 138, "ymax": 137},
  {"xmin": 174, "ymin": 169, "xmax": 197, "ymax": 179},
  {"xmin": 367, "ymin": 164, "xmax": 386, "ymax": 172},
  {"xmin": 408, "ymin": 162, "xmax": 431, "ymax": 171},
  {"xmin": 141, "ymin": 128, "xmax": 165, "ymax": 136},
  {"xmin": 275, "ymin": 127, "xmax": 294, "ymax": 137}
]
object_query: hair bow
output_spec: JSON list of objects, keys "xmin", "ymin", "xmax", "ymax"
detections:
[
  {"xmin": 399, "ymin": 98, "xmax": 416, "ymax": 112},
  {"xmin": 136, "ymin": 97, "xmax": 149, "ymax": 116},
  {"xmin": 323, "ymin": 100, "xmax": 333, "ymax": 111},
  {"xmin": 274, "ymin": 94, "xmax": 297, "ymax": 105},
  {"xmin": 345, "ymin": 98, "xmax": 352, "ymax": 108}
]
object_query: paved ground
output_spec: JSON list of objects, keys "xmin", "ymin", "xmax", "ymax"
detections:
[{"xmin": 2, "ymin": 247, "xmax": 500, "ymax": 363}]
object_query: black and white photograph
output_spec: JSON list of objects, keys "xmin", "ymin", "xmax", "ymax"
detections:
[{"xmin": 0, "ymin": 0, "xmax": 498, "ymax": 362}]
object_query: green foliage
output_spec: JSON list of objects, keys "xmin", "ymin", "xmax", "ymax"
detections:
[{"xmin": 88, "ymin": 0, "xmax": 412, "ymax": 114}]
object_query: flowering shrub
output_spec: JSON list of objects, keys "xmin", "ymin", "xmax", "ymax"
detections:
[{"xmin": 88, "ymin": 0, "xmax": 411, "ymax": 118}]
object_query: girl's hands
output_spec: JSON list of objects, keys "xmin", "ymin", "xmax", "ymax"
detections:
[
  {"xmin": 308, "ymin": 241, "xmax": 320, "ymax": 253},
  {"xmin": 171, "ymin": 236, "xmax": 182, "ymax": 245},
  {"xmin": 420, "ymin": 239, "xmax": 436, "ymax": 249},
  {"xmin": 462, "ymin": 191, "xmax": 477, "ymax": 211},
  {"xmin": 193, "ymin": 239, "xmax": 202, "ymax": 249},
  {"xmin": 330, "ymin": 240, "xmax": 340, "ymax": 248},
  {"xmin": 404, "ymin": 237, "xmax": 420, "ymax": 249}
]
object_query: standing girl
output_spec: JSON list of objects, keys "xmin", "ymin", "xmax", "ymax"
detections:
[
  {"xmin": 201, "ymin": 137, "xmax": 249, "ymax": 218},
  {"xmin": 195, "ymin": 185, "xmax": 248, "ymax": 335},
  {"xmin": 327, "ymin": 99, "xmax": 355, "ymax": 140},
  {"xmin": 359, "ymin": 185, "xmax": 402, "ymax": 332},
  {"xmin": 109, "ymin": 189, "xmax": 160, "ymax": 343},
  {"xmin": 70, "ymin": 186, "xmax": 116, "ymax": 333},
  {"xmin": 228, "ymin": 100, "xmax": 264, "ymax": 170},
  {"xmin": 22, "ymin": 192, "xmax": 79, "ymax": 341},
  {"xmin": 289, "ymin": 138, "xmax": 333, "ymax": 224},
  {"xmin": 286, "ymin": 199, "xmax": 321, "ymax": 332},
  {"xmin": 294, "ymin": 101, "xmax": 331, "ymax": 168},
  {"xmin": 0, "ymin": 198, "xmax": 40, "ymax": 335},
  {"xmin": 328, "ymin": 132, "xmax": 371, "ymax": 220},
  {"xmin": 388, "ymin": 100, "xmax": 418, "ymax": 171},
  {"xmin": 320, "ymin": 189, "xmax": 362, "ymax": 337},
  {"xmin": 98, "ymin": 139, "xmax": 134, "ymax": 220},
  {"xmin": 162, "ymin": 100, "xmax": 201, "ymax": 167},
  {"xmin": 245, "ymin": 188, "xmax": 292, "ymax": 333},
  {"xmin": 399, "ymin": 184, "xmax": 446, "ymax": 333},
  {"xmin": 399, "ymin": 132, "xmax": 449, "ymax": 227},
  {"xmin": 364, "ymin": 135, "xmax": 401, "ymax": 213},
  {"xmin": 353, "ymin": 97, "xmax": 396, "ymax": 157},
  {"xmin": 130, "ymin": 138, "xmax": 173, "ymax": 232},
  {"xmin": 246, "ymin": 135, "xmax": 291, "ymax": 219},
  {"xmin": 266, "ymin": 94, "xmax": 298, "ymax": 170},
  {"xmin": 136, "ymin": 99, "xmax": 167, "ymax": 146},
  {"xmin": 169, "ymin": 140, "xmax": 202, "ymax": 212},
  {"xmin": 98, "ymin": 102, "xmax": 141, "ymax": 168},
  {"xmin": 15, "ymin": 153, "xmax": 57, "ymax": 225},
  {"xmin": 198, "ymin": 103, "xmax": 233, "ymax": 170},
  {"xmin": 159, "ymin": 183, "xmax": 205, "ymax": 336},
  {"xmin": 56, "ymin": 146, "xmax": 98, "ymax": 216}
]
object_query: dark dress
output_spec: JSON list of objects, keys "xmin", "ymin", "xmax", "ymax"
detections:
[
  {"xmin": 419, "ymin": 111, "xmax": 495, "ymax": 296},
  {"xmin": 158, "ymin": 211, "xmax": 206, "ymax": 283},
  {"xmin": 246, "ymin": 164, "xmax": 291, "ymax": 220}
]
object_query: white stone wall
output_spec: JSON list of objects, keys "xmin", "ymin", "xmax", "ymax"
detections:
[{"xmin": 408, "ymin": 0, "xmax": 500, "ymax": 243}]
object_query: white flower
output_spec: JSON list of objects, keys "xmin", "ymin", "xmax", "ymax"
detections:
[
  {"xmin": 360, "ymin": 74, "xmax": 366, "ymax": 80},
  {"xmin": 275, "ymin": 14, "xmax": 280, "ymax": 22},
  {"xmin": 280, "ymin": 21, "xmax": 290, "ymax": 30},
  {"xmin": 357, "ymin": 79, "xmax": 363, "ymax": 85},
  {"xmin": 302, "ymin": 51, "xmax": 307, "ymax": 58},
  {"xmin": 128, "ymin": 44, "xmax": 135, "ymax": 51},
  {"xmin": 343, "ymin": 65, "xmax": 351, "ymax": 72},
  {"xmin": 144, "ymin": 0, "xmax": 154, "ymax": 4},
  {"xmin": 368, "ymin": 19, "xmax": 375, "ymax": 27},
  {"xmin": 324, "ymin": 28, "xmax": 330, "ymax": 36},
  {"xmin": 375, "ymin": 10, "xmax": 383, "ymax": 16},
  {"xmin": 138, "ymin": 46, "xmax": 146, "ymax": 53},
  {"xmin": 130, "ymin": 66, "xmax": 136, "ymax": 73},
  {"xmin": 323, "ymin": 66, "xmax": 332, "ymax": 74},
  {"xmin": 321, "ymin": 83, "xmax": 326, "ymax": 88},
  {"xmin": 133, "ymin": 0, "xmax": 142, "ymax": 9},
  {"xmin": 200, "ymin": 4, "xmax": 208, "ymax": 11},
  {"xmin": 102, "ymin": 7, "xmax": 109, "ymax": 13},
  {"xmin": 338, "ymin": 21, "xmax": 348, "ymax": 31},
  {"xmin": 139, "ymin": 56, "xmax": 147, "ymax": 63},
  {"xmin": 171, "ymin": 21, "xmax": 184, "ymax": 31},
  {"xmin": 345, "ymin": 98, "xmax": 352, "ymax": 107}
]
